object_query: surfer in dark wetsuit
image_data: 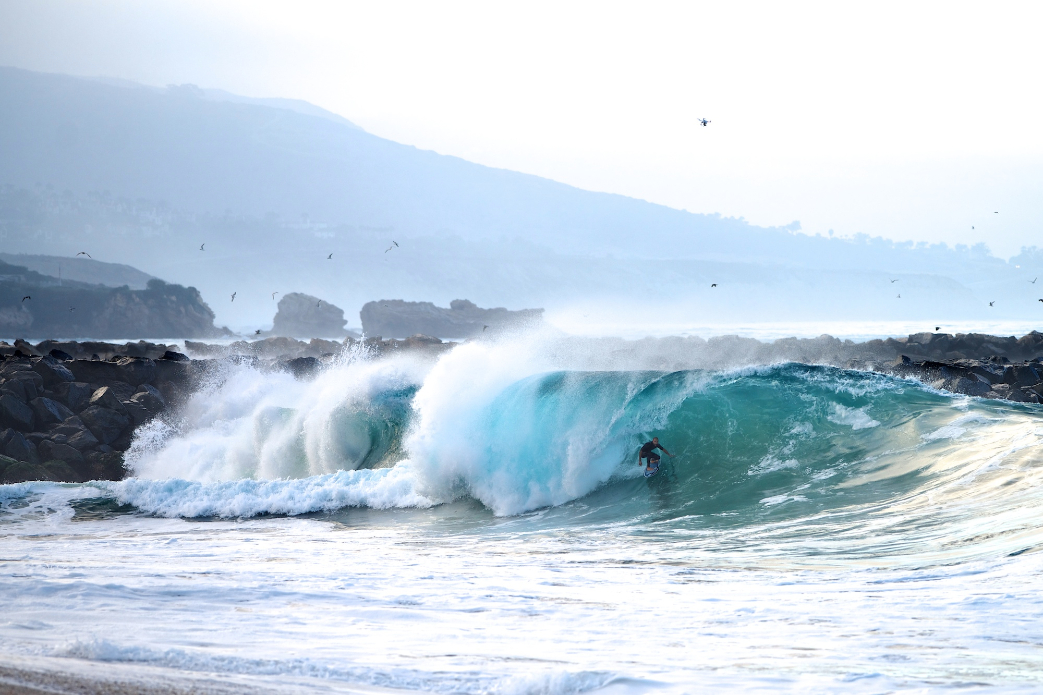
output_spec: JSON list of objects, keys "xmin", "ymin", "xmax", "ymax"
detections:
[{"xmin": 638, "ymin": 437, "xmax": 674, "ymax": 473}]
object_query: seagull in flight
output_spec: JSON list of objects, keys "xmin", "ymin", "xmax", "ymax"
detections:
[
  {"xmin": 935, "ymin": 326, "xmax": 940, "ymax": 331},
  {"xmin": 231, "ymin": 292, "xmax": 236, "ymax": 302},
  {"xmin": 896, "ymin": 294, "xmax": 901, "ymax": 299},
  {"xmin": 482, "ymin": 325, "xmax": 488, "ymax": 332},
  {"xmin": 255, "ymin": 329, "xmax": 262, "ymax": 335},
  {"xmin": 989, "ymin": 301, "xmax": 995, "ymax": 307},
  {"xmin": 1031, "ymin": 277, "xmax": 1038, "ymax": 284},
  {"xmin": 21, "ymin": 296, "xmax": 30, "ymax": 302},
  {"xmin": 199, "ymin": 243, "xmax": 205, "ymax": 251},
  {"xmin": 385, "ymin": 241, "xmax": 399, "ymax": 253},
  {"xmin": 272, "ymin": 292, "xmax": 278, "ymax": 300},
  {"xmin": 76, "ymin": 251, "xmax": 91, "ymax": 258},
  {"xmin": 697, "ymin": 118, "xmax": 711, "ymax": 127},
  {"xmin": 890, "ymin": 279, "xmax": 899, "ymax": 283},
  {"xmin": 317, "ymin": 300, "xmax": 322, "ymax": 307},
  {"xmin": 69, "ymin": 307, "xmax": 75, "ymax": 312},
  {"xmin": 711, "ymin": 283, "xmax": 717, "ymax": 288}
]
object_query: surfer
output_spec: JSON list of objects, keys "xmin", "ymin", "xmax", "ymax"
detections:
[{"xmin": 639, "ymin": 437, "xmax": 675, "ymax": 474}]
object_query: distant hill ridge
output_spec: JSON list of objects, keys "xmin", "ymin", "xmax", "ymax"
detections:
[{"xmin": 0, "ymin": 253, "xmax": 155, "ymax": 290}]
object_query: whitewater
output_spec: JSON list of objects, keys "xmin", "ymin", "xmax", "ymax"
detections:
[{"xmin": 3, "ymin": 333, "xmax": 1043, "ymax": 693}]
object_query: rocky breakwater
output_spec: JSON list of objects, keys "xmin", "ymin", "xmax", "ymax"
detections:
[{"xmin": 0, "ymin": 346, "xmax": 196, "ymax": 484}]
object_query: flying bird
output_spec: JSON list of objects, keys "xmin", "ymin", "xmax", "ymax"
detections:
[
  {"xmin": 1031, "ymin": 278, "xmax": 1038, "ymax": 284},
  {"xmin": 69, "ymin": 307, "xmax": 75, "ymax": 312},
  {"xmin": 935, "ymin": 327, "xmax": 940, "ymax": 331},
  {"xmin": 890, "ymin": 279, "xmax": 899, "ymax": 283},
  {"xmin": 711, "ymin": 283, "xmax": 717, "ymax": 288},
  {"xmin": 385, "ymin": 241, "xmax": 399, "ymax": 253},
  {"xmin": 989, "ymin": 301, "xmax": 995, "ymax": 307},
  {"xmin": 199, "ymin": 243, "xmax": 205, "ymax": 251},
  {"xmin": 1039, "ymin": 299, "xmax": 1043, "ymax": 303},
  {"xmin": 231, "ymin": 292, "xmax": 236, "ymax": 302},
  {"xmin": 255, "ymin": 329, "xmax": 262, "ymax": 335},
  {"xmin": 482, "ymin": 325, "xmax": 488, "ymax": 332},
  {"xmin": 698, "ymin": 118, "xmax": 711, "ymax": 126},
  {"xmin": 317, "ymin": 300, "xmax": 322, "ymax": 307},
  {"xmin": 896, "ymin": 294, "xmax": 901, "ymax": 299},
  {"xmin": 971, "ymin": 226, "xmax": 975, "ymax": 230},
  {"xmin": 76, "ymin": 251, "xmax": 91, "ymax": 258},
  {"xmin": 21, "ymin": 295, "xmax": 30, "ymax": 302},
  {"xmin": 327, "ymin": 253, "xmax": 333, "ymax": 259},
  {"xmin": 272, "ymin": 292, "xmax": 278, "ymax": 300}
]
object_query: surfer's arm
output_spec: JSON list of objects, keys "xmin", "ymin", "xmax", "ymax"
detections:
[{"xmin": 660, "ymin": 446, "xmax": 675, "ymax": 457}]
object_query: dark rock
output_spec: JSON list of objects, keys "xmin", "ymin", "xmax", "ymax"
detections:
[
  {"xmin": 122, "ymin": 399, "xmax": 152, "ymax": 426},
  {"xmin": 109, "ymin": 427, "xmax": 135, "ymax": 452},
  {"xmin": 85, "ymin": 451, "xmax": 126, "ymax": 480},
  {"xmin": 68, "ymin": 360, "xmax": 129, "ymax": 385},
  {"xmin": 894, "ymin": 355, "xmax": 912, "ymax": 366},
  {"xmin": 79, "ymin": 405, "xmax": 131, "ymax": 445},
  {"xmin": 30, "ymin": 397, "xmax": 75, "ymax": 427},
  {"xmin": 3, "ymin": 431, "xmax": 39, "ymax": 463},
  {"xmin": 52, "ymin": 381, "xmax": 93, "ymax": 412},
  {"xmin": 2, "ymin": 460, "xmax": 57, "ymax": 483},
  {"xmin": 283, "ymin": 356, "xmax": 320, "ymax": 380},
  {"xmin": 115, "ymin": 357, "xmax": 156, "ymax": 386},
  {"xmin": 65, "ymin": 426, "xmax": 101, "ymax": 453},
  {"xmin": 88, "ymin": 386, "xmax": 129, "ymax": 415},
  {"xmin": 130, "ymin": 384, "xmax": 166, "ymax": 412},
  {"xmin": 360, "ymin": 298, "xmax": 543, "ymax": 340},
  {"xmin": 38, "ymin": 440, "xmax": 86, "ymax": 470},
  {"xmin": 0, "ymin": 379, "xmax": 29, "ymax": 403},
  {"xmin": 5, "ymin": 372, "xmax": 42, "ymax": 401},
  {"xmin": 39, "ymin": 459, "xmax": 81, "ymax": 483},
  {"xmin": 950, "ymin": 377, "xmax": 991, "ymax": 397},
  {"xmin": 161, "ymin": 350, "xmax": 190, "ymax": 362},
  {"xmin": 31, "ymin": 356, "xmax": 75, "ymax": 385},
  {"xmin": 49, "ymin": 348, "xmax": 74, "ymax": 361},
  {"xmin": 0, "ymin": 454, "xmax": 15, "ymax": 479},
  {"xmin": 0, "ymin": 394, "xmax": 35, "ymax": 431}
]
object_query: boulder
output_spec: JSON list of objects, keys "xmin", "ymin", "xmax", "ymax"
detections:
[
  {"xmin": 31, "ymin": 356, "xmax": 75, "ymax": 386},
  {"xmin": 65, "ymin": 425, "xmax": 101, "ymax": 453},
  {"xmin": 5, "ymin": 372, "xmax": 42, "ymax": 401},
  {"xmin": 2, "ymin": 460, "xmax": 57, "ymax": 483},
  {"xmin": 39, "ymin": 459, "xmax": 81, "ymax": 483},
  {"xmin": 0, "ymin": 394, "xmax": 35, "ymax": 431},
  {"xmin": 38, "ymin": 440, "xmax": 86, "ymax": 470},
  {"xmin": 0, "ymin": 378, "xmax": 28, "ymax": 403},
  {"xmin": 161, "ymin": 350, "xmax": 190, "ymax": 362},
  {"xmin": 122, "ymin": 400, "xmax": 152, "ymax": 427},
  {"xmin": 79, "ymin": 405, "xmax": 130, "ymax": 445},
  {"xmin": 68, "ymin": 360, "xmax": 129, "ymax": 385},
  {"xmin": 30, "ymin": 397, "xmax": 75, "ymax": 427},
  {"xmin": 283, "ymin": 356, "xmax": 320, "ymax": 380},
  {"xmin": 3, "ymin": 431, "xmax": 38, "ymax": 463},
  {"xmin": 85, "ymin": 451, "xmax": 126, "ymax": 480},
  {"xmin": 0, "ymin": 454, "xmax": 16, "ymax": 479},
  {"xmin": 130, "ymin": 384, "xmax": 166, "ymax": 412},
  {"xmin": 115, "ymin": 357, "xmax": 157, "ymax": 386},
  {"xmin": 52, "ymin": 382, "xmax": 93, "ymax": 412},
  {"xmin": 49, "ymin": 348, "xmax": 74, "ymax": 361},
  {"xmin": 88, "ymin": 386, "xmax": 129, "ymax": 415}
]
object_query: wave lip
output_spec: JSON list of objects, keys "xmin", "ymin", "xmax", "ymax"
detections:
[{"xmin": 100, "ymin": 466, "xmax": 432, "ymax": 518}]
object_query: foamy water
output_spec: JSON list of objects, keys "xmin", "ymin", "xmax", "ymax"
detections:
[{"xmin": 3, "ymin": 335, "xmax": 1043, "ymax": 692}]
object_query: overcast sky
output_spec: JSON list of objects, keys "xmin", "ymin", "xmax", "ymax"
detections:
[{"xmin": 1, "ymin": 0, "xmax": 1041, "ymax": 257}]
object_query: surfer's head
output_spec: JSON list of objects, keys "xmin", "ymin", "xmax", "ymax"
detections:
[{"xmin": 652, "ymin": 437, "xmax": 658, "ymax": 444}]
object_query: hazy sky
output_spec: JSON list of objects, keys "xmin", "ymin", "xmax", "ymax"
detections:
[{"xmin": 1, "ymin": 0, "xmax": 1041, "ymax": 256}]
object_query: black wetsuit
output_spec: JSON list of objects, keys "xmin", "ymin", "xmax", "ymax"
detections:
[{"xmin": 640, "ymin": 441, "xmax": 664, "ymax": 465}]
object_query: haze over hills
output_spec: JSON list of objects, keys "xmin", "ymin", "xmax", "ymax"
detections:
[{"xmin": 0, "ymin": 66, "xmax": 1039, "ymax": 333}]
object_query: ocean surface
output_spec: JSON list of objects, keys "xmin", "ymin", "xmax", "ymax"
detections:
[{"xmin": 3, "ymin": 335, "xmax": 1043, "ymax": 693}]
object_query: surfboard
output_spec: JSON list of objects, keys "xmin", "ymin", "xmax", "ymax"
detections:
[{"xmin": 643, "ymin": 464, "xmax": 660, "ymax": 478}]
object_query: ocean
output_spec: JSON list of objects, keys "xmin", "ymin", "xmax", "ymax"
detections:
[{"xmin": 3, "ymin": 334, "xmax": 1043, "ymax": 693}]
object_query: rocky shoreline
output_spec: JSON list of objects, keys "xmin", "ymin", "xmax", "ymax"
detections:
[{"xmin": 1, "ymin": 330, "xmax": 1040, "ymax": 485}]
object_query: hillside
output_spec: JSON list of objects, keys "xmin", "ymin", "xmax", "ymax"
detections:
[{"xmin": 0, "ymin": 66, "xmax": 1038, "ymax": 330}]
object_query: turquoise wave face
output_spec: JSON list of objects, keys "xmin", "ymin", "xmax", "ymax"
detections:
[{"xmin": 15, "ymin": 361, "xmax": 1040, "ymax": 566}]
